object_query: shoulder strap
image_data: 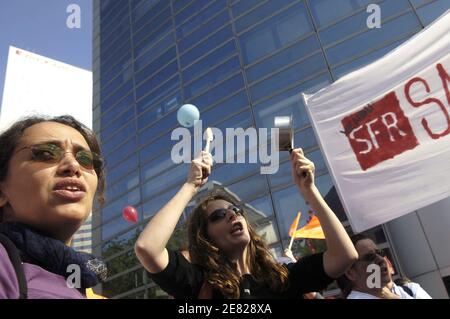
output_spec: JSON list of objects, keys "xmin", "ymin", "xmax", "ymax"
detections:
[
  {"xmin": 0, "ymin": 233, "xmax": 28, "ymax": 299},
  {"xmin": 400, "ymin": 285, "xmax": 414, "ymax": 298}
]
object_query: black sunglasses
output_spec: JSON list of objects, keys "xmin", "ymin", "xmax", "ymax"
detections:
[
  {"xmin": 357, "ymin": 249, "xmax": 386, "ymax": 263},
  {"xmin": 207, "ymin": 205, "xmax": 243, "ymax": 223},
  {"xmin": 17, "ymin": 143, "xmax": 104, "ymax": 172}
]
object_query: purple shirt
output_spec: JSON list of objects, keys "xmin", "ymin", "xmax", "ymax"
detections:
[{"xmin": 0, "ymin": 243, "xmax": 86, "ymax": 299}]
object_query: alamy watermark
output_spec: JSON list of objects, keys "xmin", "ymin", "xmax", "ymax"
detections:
[
  {"xmin": 366, "ymin": 263, "xmax": 382, "ymax": 289},
  {"xmin": 66, "ymin": 264, "xmax": 81, "ymax": 289},
  {"xmin": 66, "ymin": 4, "xmax": 81, "ymax": 29},
  {"xmin": 367, "ymin": 4, "xmax": 381, "ymax": 29},
  {"xmin": 171, "ymin": 120, "xmax": 280, "ymax": 174}
]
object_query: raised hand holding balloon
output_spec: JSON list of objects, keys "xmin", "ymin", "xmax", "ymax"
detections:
[{"xmin": 177, "ymin": 103, "xmax": 213, "ymax": 181}]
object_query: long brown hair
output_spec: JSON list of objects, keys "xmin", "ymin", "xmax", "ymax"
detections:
[{"xmin": 187, "ymin": 191, "xmax": 289, "ymax": 298}]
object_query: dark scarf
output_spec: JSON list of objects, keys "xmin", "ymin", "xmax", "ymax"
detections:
[{"xmin": 0, "ymin": 222, "xmax": 107, "ymax": 289}]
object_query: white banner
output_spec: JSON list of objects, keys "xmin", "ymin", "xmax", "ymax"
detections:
[
  {"xmin": 303, "ymin": 10, "xmax": 450, "ymax": 232},
  {"xmin": 0, "ymin": 46, "xmax": 92, "ymax": 131}
]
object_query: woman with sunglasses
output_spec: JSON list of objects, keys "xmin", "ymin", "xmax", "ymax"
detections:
[
  {"xmin": 336, "ymin": 234, "xmax": 431, "ymax": 299},
  {"xmin": 135, "ymin": 149, "xmax": 357, "ymax": 298},
  {"xmin": 0, "ymin": 115, "xmax": 107, "ymax": 298}
]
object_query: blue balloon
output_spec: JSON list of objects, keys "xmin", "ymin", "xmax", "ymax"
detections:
[{"xmin": 177, "ymin": 104, "xmax": 200, "ymax": 127}]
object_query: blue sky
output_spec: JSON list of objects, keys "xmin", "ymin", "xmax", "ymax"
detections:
[{"xmin": 0, "ymin": 0, "xmax": 92, "ymax": 107}]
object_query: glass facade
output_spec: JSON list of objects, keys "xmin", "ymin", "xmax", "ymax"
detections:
[
  {"xmin": 71, "ymin": 216, "xmax": 93, "ymax": 253},
  {"xmin": 93, "ymin": 0, "xmax": 450, "ymax": 298}
]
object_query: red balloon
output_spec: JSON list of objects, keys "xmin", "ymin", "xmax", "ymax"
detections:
[{"xmin": 122, "ymin": 206, "xmax": 138, "ymax": 223}]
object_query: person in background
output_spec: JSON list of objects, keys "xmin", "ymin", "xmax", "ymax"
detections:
[{"xmin": 336, "ymin": 234, "xmax": 432, "ymax": 299}]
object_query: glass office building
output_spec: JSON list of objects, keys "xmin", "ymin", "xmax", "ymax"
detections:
[
  {"xmin": 92, "ymin": 0, "xmax": 450, "ymax": 298},
  {"xmin": 71, "ymin": 216, "xmax": 93, "ymax": 253}
]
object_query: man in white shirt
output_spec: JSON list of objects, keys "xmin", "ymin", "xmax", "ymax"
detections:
[{"xmin": 337, "ymin": 234, "xmax": 431, "ymax": 299}]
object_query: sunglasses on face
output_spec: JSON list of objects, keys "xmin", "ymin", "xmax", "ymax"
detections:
[
  {"xmin": 207, "ymin": 205, "xmax": 243, "ymax": 223},
  {"xmin": 17, "ymin": 143, "xmax": 104, "ymax": 172},
  {"xmin": 357, "ymin": 249, "xmax": 386, "ymax": 263}
]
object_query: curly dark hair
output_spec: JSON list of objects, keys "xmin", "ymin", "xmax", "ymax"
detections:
[
  {"xmin": 187, "ymin": 190, "xmax": 289, "ymax": 298},
  {"xmin": 0, "ymin": 115, "xmax": 106, "ymax": 220}
]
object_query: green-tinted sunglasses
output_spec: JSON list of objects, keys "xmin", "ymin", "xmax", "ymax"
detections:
[{"xmin": 17, "ymin": 143, "xmax": 104, "ymax": 172}]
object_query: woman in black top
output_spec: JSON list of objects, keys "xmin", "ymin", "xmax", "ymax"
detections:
[{"xmin": 135, "ymin": 149, "xmax": 357, "ymax": 298}]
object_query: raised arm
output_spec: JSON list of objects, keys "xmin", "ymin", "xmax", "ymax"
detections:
[
  {"xmin": 290, "ymin": 148, "xmax": 358, "ymax": 278},
  {"xmin": 135, "ymin": 151, "xmax": 213, "ymax": 273}
]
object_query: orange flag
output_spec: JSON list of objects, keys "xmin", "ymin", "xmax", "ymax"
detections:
[
  {"xmin": 288, "ymin": 212, "xmax": 301, "ymax": 237},
  {"xmin": 293, "ymin": 215, "xmax": 325, "ymax": 239}
]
